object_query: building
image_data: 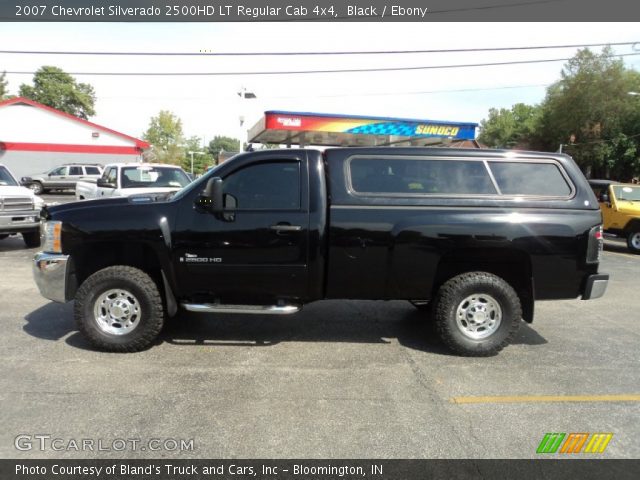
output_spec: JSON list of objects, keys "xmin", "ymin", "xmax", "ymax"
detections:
[{"xmin": 0, "ymin": 97, "xmax": 149, "ymax": 179}]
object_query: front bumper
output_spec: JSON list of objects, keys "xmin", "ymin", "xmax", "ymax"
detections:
[
  {"xmin": 582, "ymin": 273, "xmax": 609, "ymax": 300},
  {"xmin": 0, "ymin": 212, "xmax": 39, "ymax": 234},
  {"xmin": 33, "ymin": 252, "xmax": 70, "ymax": 303}
]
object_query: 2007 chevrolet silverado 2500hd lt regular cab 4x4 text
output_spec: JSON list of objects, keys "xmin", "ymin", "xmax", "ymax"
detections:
[{"xmin": 33, "ymin": 148, "xmax": 608, "ymax": 356}]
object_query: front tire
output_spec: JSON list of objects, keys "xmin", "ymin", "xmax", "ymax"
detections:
[
  {"xmin": 627, "ymin": 231, "xmax": 640, "ymax": 254},
  {"xmin": 29, "ymin": 182, "xmax": 44, "ymax": 195},
  {"xmin": 433, "ymin": 272, "xmax": 521, "ymax": 356},
  {"xmin": 22, "ymin": 231, "xmax": 41, "ymax": 248},
  {"xmin": 74, "ymin": 266, "xmax": 164, "ymax": 352}
]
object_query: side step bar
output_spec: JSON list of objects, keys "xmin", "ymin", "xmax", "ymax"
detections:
[{"xmin": 181, "ymin": 303, "xmax": 301, "ymax": 315}]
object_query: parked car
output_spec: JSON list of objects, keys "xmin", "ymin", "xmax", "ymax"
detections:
[
  {"xmin": 0, "ymin": 164, "xmax": 43, "ymax": 247},
  {"xmin": 589, "ymin": 179, "xmax": 640, "ymax": 253},
  {"xmin": 75, "ymin": 163, "xmax": 191, "ymax": 200},
  {"xmin": 21, "ymin": 164, "xmax": 104, "ymax": 194},
  {"xmin": 33, "ymin": 148, "xmax": 607, "ymax": 355}
]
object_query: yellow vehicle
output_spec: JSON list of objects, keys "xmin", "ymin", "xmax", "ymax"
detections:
[{"xmin": 589, "ymin": 180, "xmax": 640, "ymax": 254}]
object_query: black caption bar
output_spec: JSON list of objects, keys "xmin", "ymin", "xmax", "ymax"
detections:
[
  {"xmin": 1, "ymin": 0, "xmax": 640, "ymax": 21},
  {"xmin": 1, "ymin": 460, "xmax": 639, "ymax": 480}
]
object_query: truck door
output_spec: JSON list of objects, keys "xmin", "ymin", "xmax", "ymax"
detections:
[
  {"xmin": 67, "ymin": 166, "xmax": 83, "ymax": 189},
  {"xmin": 173, "ymin": 155, "xmax": 310, "ymax": 303},
  {"xmin": 47, "ymin": 166, "xmax": 68, "ymax": 188},
  {"xmin": 99, "ymin": 167, "xmax": 118, "ymax": 197}
]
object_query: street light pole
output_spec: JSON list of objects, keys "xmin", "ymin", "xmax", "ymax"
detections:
[
  {"xmin": 238, "ymin": 87, "xmax": 257, "ymax": 153},
  {"xmin": 188, "ymin": 151, "xmax": 205, "ymax": 176}
]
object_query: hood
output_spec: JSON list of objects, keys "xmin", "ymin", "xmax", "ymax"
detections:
[
  {"xmin": 22, "ymin": 172, "xmax": 47, "ymax": 179},
  {"xmin": 616, "ymin": 201, "xmax": 640, "ymax": 215},
  {"xmin": 44, "ymin": 196, "xmax": 129, "ymax": 219},
  {"xmin": 0, "ymin": 185, "xmax": 37, "ymax": 198}
]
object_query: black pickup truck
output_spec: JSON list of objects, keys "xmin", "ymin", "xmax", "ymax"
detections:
[{"xmin": 33, "ymin": 148, "xmax": 608, "ymax": 356}]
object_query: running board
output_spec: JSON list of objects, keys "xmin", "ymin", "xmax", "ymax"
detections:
[{"xmin": 181, "ymin": 303, "xmax": 301, "ymax": 315}]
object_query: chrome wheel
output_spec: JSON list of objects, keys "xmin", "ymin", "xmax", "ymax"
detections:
[
  {"xmin": 28, "ymin": 183, "xmax": 43, "ymax": 194},
  {"xmin": 455, "ymin": 293, "xmax": 502, "ymax": 340},
  {"xmin": 93, "ymin": 289, "xmax": 141, "ymax": 335},
  {"xmin": 631, "ymin": 232, "xmax": 640, "ymax": 250}
]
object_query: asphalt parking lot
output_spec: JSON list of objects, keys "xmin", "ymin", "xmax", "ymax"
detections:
[{"xmin": 0, "ymin": 193, "xmax": 638, "ymax": 459}]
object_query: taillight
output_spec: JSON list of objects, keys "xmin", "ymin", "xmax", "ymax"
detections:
[{"xmin": 586, "ymin": 225, "xmax": 603, "ymax": 264}]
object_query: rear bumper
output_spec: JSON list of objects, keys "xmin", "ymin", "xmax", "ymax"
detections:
[
  {"xmin": 33, "ymin": 252, "xmax": 70, "ymax": 303},
  {"xmin": 582, "ymin": 273, "xmax": 609, "ymax": 300}
]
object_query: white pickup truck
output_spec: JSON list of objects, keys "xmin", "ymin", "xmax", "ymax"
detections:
[
  {"xmin": 0, "ymin": 164, "xmax": 44, "ymax": 247},
  {"xmin": 75, "ymin": 163, "xmax": 192, "ymax": 200}
]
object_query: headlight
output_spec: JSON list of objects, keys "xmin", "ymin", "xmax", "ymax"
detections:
[
  {"xmin": 33, "ymin": 196, "xmax": 44, "ymax": 209},
  {"xmin": 41, "ymin": 221, "xmax": 62, "ymax": 253}
]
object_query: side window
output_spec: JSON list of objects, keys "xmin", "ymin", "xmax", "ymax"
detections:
[
  {"xmin": 489, "ymin": 162, "xmax": 571, "ymax": 196},
  {"xmin": 222, "ymin": 161, "xmax": 301, "ymax": 210},
  {"xmin": 349, "ymin": 158, "xmax": 497, "ymax": 195},
  {"xmin": 50, "ymin": 166, "xmax": 67, "ymax": 176},
  {"xmin": 105, "ymin": 168, "xmax": 117, "ymax": 184},
  {"xmin": 69, "ymin": 166, "xmax": 83, "ymax": 176},
  {"xmin": 85, "ymin": 166, "xmax": 101, "ymax": 175}
]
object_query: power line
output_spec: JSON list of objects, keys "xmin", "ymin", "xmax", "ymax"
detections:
[
  {"xmin": 99, "ymin": 83, "xmax": 551, "ymax": 101},
  {"xmin": 4, "ymin": 52, "xmax": 640, "ymax": 76},
  {"xmin": 0, "ymin": 41, "xmax": 637, "ymax": 57}
]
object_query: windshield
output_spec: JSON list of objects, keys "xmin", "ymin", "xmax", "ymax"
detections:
[
  {"xmin": 613, "ymin": 185, "xmax": 640, "ymax": 201},
  {"xmin": 120, "ymin": 166, "xmax": 191, "ymax": 189},
  {"xmin": 0, "ymin": 166, "xmax": 19, "ymax": 186}
]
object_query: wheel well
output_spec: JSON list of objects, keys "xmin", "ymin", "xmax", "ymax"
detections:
[
  {"xmin": 433, "ymin": 248, "xmax": 534, "ymax": 323},
  {"xmin": 623, "ymin": 218, "xmax": 640, "ymax": 234},
  {"xmin": 70, "ymin": 242, "xmax": 163, "ymax": 298}
]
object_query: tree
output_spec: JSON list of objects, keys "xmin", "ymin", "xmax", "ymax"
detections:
[
  {"xmin": 478, "ymin": 103, "xmax": 541, "ymax": 149},
  {"xmin": 182, "ymin": 136, "xmax": 214, "ymax": 175},
  {"xmin": 207, "ymin": 135, "xmax": 240, "ymax": 162},
  {"xmin": 0, "ymin": 71, "xmax": 8, "ymax": 99},
  {"xmin": 534, "ymin": 47, "xmax": 640, "ymax": 178},
  {"xmin": 479, "ymin": 47, "xmax": 640, "ymax": 179},
  {"xmin": 19, "ymin": 66, "xmax": 96, "ymax": 119},
  {"xmin": 142, "ymin": 110, "xmax": 185, "ymax": 164}
]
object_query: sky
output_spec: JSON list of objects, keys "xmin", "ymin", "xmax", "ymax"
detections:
[{"xmin": 1, "ymin": 22, "xmax": 639, "ymax": 147}]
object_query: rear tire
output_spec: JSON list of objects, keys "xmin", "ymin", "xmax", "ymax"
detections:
[
  {"xmin": 74, "ymin": 266, "xmax": 164, "ymax": 352},
  {"xmin": 627, "ymin": 231, "xmax": 640, "ymax": 254},
  {"xmin": 22, "ymin": 231, "xmax": 40, "ymax": 248},
  {"xmin": 433, "ymin": 272, "xmax": 521, "ymax": 356}
]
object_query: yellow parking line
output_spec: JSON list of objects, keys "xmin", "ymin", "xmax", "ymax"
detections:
[{"xmin": 450, "ymin": 394, "xmax": 640, "ymax": 404}]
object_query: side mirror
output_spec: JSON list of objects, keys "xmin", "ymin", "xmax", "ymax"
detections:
[
  {"xmin": 197, "ymin": 177, "xmax": 224, "ymax": 212},
  {"xmin": 97, "ymin": 178, "xmax": 115, "ymax": 188}
]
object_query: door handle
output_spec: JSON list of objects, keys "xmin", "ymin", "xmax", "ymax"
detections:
[{"xmin": 269, "ymin": 224, "xmax": 302, "ymax": 232}]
